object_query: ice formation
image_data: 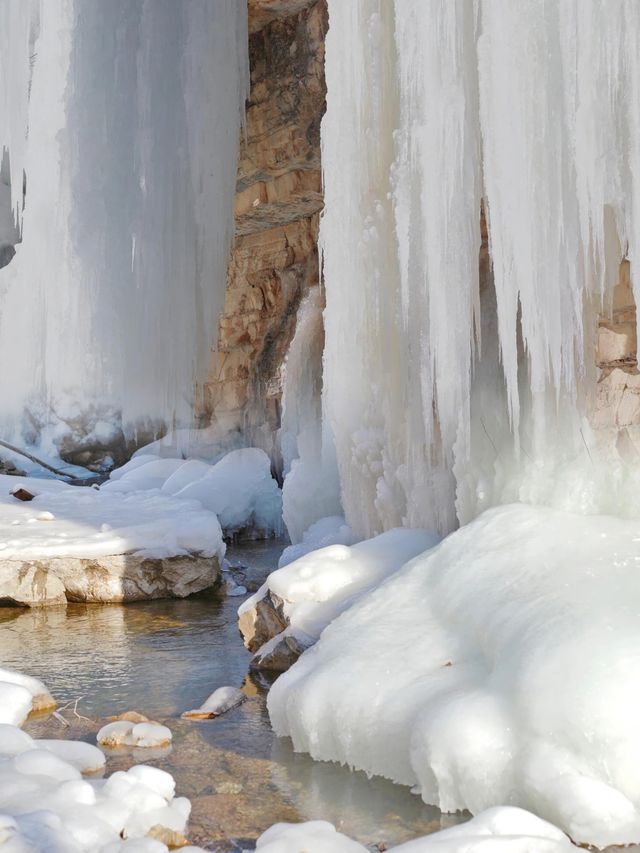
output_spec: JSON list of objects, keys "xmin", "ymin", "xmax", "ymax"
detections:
[
  {"xmin": 254, "ymin": 809, "xmax": 575, "ymax": 852},
  {"xmin": 0, "ymin": 1, "xmax": 248, "ymax": 452},
  {"xmin": 319, "ymin": 0, "xmax": 640, "ymax": 538},
  {"xmin": 279, "ymin": 289, "xmax": 342, "ymax": 543},
  {"xmin": 269, "ymin": 504, "xmax": 640, "ymax": 847},
  {"xmin": 107, "ymin": 448, "xmax": 283, "ymax": 538},
  {"xmin": 0, "ymin": 475, "xmax": 224, "ymax": 561}
]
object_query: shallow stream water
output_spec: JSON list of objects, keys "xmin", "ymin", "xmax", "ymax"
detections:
[{"xmin": 0, "ymin": 539, "xmax": 463, "ymax": 851}]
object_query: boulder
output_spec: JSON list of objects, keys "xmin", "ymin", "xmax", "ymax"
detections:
[
  {"xmin": 238, "ymin": 588, "xmax": 287, "ymax": 652},
  {"xmin": 0, "ymin": 554, "xmax": 220, "ymax": 606},
  {"xmin": 249, "ymin": 633, "xmax": 309, "ymax": 673}
]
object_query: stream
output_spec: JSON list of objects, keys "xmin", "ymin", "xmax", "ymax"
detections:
[{"xmin": 0, "ymin": 539, "xmax": 463, "ymax": 851}]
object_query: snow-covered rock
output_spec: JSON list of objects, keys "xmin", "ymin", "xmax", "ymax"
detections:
[
  {"xmin": 239, "ymin": 528, "xmax": 440, "ymax": 671},
  {"xmin": 0, "ymin": 475, "xmax": 223, "ymax": 605},
  {"xmin": 181, "ymin": 686, "xmax": 245, "ymax": 719},
  {"xmin": 0, "ymin": 669, "xmax": 204, "ymax": 851},
  {"xmin": 0, "ymin": 668, "xmax": 55, "ymax": 715},
  {"xmin": 107, "ymin": 447, "xmax": 283, "ymax": 538},
  {"xmin": 269, "ymin": 504, "xmax": 640, "ymax": 848},
  {"xmin": 254, "ymin": 809, "xmax": 576, "ymax": 852},
  {"xmin": 97, "ymin": 721, "xmax": 172, "ymax": 749}
]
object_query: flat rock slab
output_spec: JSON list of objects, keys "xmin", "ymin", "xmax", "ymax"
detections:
[{"xmin": 0, "ymin": 553, "xmax": 220, "ymax": 606}]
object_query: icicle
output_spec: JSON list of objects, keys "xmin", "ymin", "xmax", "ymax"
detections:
[{"xmin": 0, "ymin": 0, "xmax": 248, "ymax": 453}]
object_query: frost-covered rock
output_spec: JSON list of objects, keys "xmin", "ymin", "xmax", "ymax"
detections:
[
  {"xmin": 181, "ymin": 686, "xmax": 245, "ymax": 719},
  {"xmin": 277, "ymin": 516, "xmax": 353, "ymax": 568},
  {"xmin": 269, "ymin": 504, "xmax": 640, "ymax": 848},
  {"xmin": 254, "ymin": 809, "xmax": 575, "ymax": 852},
  {"xmin": 239, "ymin": 528, "xmax": 439, "ymax": 671}
]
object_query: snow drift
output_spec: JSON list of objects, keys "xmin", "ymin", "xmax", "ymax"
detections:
[{"xmin": 269, "ymin": 504, "xmax": 640, "ymax": 848}]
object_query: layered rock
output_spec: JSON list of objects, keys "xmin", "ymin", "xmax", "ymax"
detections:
[
  {"xmin": 203, "ymin": 0, "xmax": 327, "ymax": 474},
  {"xmin": 0, "ymin": 554, "xmax": 220, "ymax": 607}
]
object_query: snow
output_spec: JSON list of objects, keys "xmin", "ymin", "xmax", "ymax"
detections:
[
  {"xmin": 181, "ymin": 686, "xmax": 245, "ymax": 719},
  {"xmin": 0, "ymin": 671, "xmax": 206, "ymax": 852},
  {"xmin": 269, "ymin": 504, "xmax": 640, "ymax": 848},
  {"xmin": 0, "ymin": 475, "xmax": 224, "ymax": 561},
  {"xmin": 254, "ymin": 808, "xmax": 576, "ymax": 852},
  {"xmin": 174, "ymin": 449, "xmax": 283, "ymax": 537},
  {"xmin": 242, "ymin": 528, "xmax": 439, "ymax": 646},
  {"xmin": 106, "ymin": 448, "xmax": 283, "ymax": 538},
  {"xmin": 97, "ymin": 722, "xmax": 172, "ymax": 750},
  {"xmin": 0, "ymin": 1, "xmax": 247, "ymax": 451},
  {"xmin": 278, "ymin": 516, "xmax": 353, "ymax": 568}
]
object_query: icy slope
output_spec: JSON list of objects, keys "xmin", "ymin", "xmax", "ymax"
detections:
[{"xmin": 269, "ymin": 504, "xmax": 640, "ymax": 848}]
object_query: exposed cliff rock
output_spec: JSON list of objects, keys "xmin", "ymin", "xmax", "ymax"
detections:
[{"xmin": 204, "ymin": 0, "xmax": 327, "ymax": 474}]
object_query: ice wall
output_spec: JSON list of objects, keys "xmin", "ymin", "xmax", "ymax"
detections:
[
  {"xmin": 0, "ymin": 0, "xmax": 248, "ymax": 455},
  {"xmin": 321, "ymin": 0, "xmax": 640, "ymax": 537}
]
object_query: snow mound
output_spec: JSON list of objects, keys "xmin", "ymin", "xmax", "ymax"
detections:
[
  {"xmin": 107, "ymin": 448, "xmax": 283, "ymax": 538},
  {"xmin": 269, "ymin": 504, "xmax": 640, "ymax": 848},
  {"xmin": 244, "ymin": 528, "xmax": 440, "ymax": 646},
  {"xmin": 174, "ymin": 448, "xmax": 283, "ymax": 537},
  {"xmin": 97, "ymin": 721, "xmax": 172, "ymax": 749},
  {"xmin": 254, "ymin": 809, "xmax": 574, "ymax": 852},
  {"xmin": 278, "ymin": 516, "xmax": 353, "ymax": 568},
  {"xmin": 255, "ymin": 820, "xmax": 366, "ymax": 853},
  {"xmin": 0, "ymin": 668, "xmax": 55, "ymax": 724},
  {"xmin": 0, "ymin": 474, "xmax": 224, "ymax": 561},
  {"xmin": 0, "ymin": 724, "xmax": 202, "ymax": 852}
]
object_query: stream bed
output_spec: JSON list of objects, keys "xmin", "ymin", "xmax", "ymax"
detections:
[{"xmin": 0, "ymin": 540, "xmax": 463, "ymax": 851}]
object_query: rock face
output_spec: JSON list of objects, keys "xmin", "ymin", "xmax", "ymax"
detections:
[
  {"xmin": 203, "ymin": 0, "xmax": 327, "ymax": 474},
  {"xmin": 0, "ymin": 554, "xmax": 220, "ymax": 607}
]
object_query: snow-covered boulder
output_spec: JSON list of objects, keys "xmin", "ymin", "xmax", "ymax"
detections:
[
  {"xmin": 0, "ymin": 475, "xmax": 223, "ymax": 605},
  {"xmin": 97, "ymin": 720, "xmax": 172, "ymax": 749},
  {"xmin": 254, "ymin": 809, "xmax": 575, "ymax": 852},
  {"xmin": 181, "ymin": 686, "xmax": 245, "ymax": 719},
  {"xmin": 239, "ymin": 528, "xmax": 440, "ymax": 671},
  {"xmin": 0, "ymin": 668, "xmax": 56, "ymax": 723},
  {"xmin": 269, "ymin": 504, "xmax": 640, "ymax": 848},
  {"xmin": 106, "ymin": 447, "xmax": 283, "ymax": 539}
]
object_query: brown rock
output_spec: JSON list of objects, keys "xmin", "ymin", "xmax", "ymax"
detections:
[
  {"xmin": 0, "ymin": 554, "xmax": 220, "ymax": 607},
  {"xmin": 250, "ymin": 633, "xmax": 308, "ymax": 672},
  {"xmin": 238, "ymin": 588, "xmax": 288, "ymax": 652}
]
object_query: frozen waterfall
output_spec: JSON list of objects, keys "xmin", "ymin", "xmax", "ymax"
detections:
[
  {"xmin": 320, "ymin": 0, "xmax": 640, "ymax": 538},
  {"xmin": 0, "ymin": 0, "xmax": 248, "ymax": 457}
]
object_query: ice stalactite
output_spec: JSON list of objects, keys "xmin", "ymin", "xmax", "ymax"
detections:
[
  {"xmin": 321, "ymin": 0, "xmax": 640, "ymax": 538},
  {"xmin": 279, "ymin": 288, "xmax": 341, "ymax": 544},
  {"xmin": 0, "ymin": 0, "xmax": 248, "ymax": 458}
]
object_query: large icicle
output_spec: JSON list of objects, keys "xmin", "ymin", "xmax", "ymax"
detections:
[
  {"xmin": 0, "ymin": 0, "xmax": 248, "ymax": 455},
  {"xmin": 321, "ymin": 0, "xmax": 640, "ymax": 536}
]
